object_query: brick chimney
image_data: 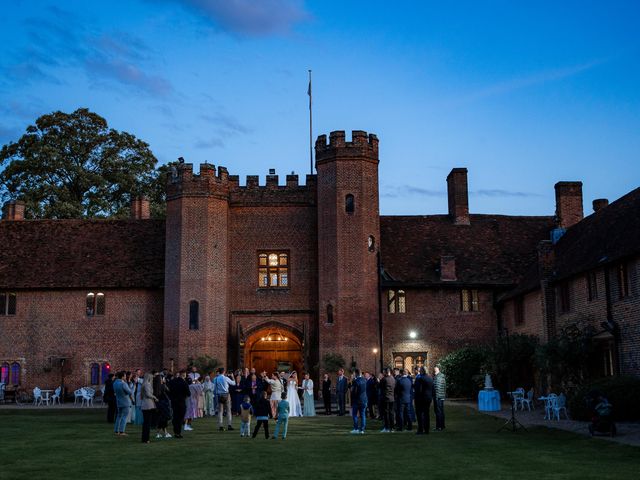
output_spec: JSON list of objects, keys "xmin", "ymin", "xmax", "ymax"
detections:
[
  {"xmin": 440, "ymin": 256, "xmax": 457, "ymax": 281},
  {"xmin": 592, "ymin": 198, "xmax": 609, "ymax": 213},
  {"xmin": 2, "ymin": 200, "xmax": 25, "ymax": 221},
  {"xmin": 447, "ymin": 168, "xmax": 470, "ymax": 225},
  {"xmin": 555, "ymin": 181, "xmax": 583, "ymax": 229},
  {"xmin": 130, "ymin": 196, "xmax": 150, "ymax": 220}
]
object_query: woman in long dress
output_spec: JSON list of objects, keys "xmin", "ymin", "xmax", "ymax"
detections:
[
  {"xmin": 287, "ymin": 371, "xmax": 303, "ymax": 417},
  {"xmin": 301, "ymin": 372, "xmax": 315, "ymax": 417},
  {"xmin": 202, "ymin": 375, "xmax": 215, "ymax": 416}
]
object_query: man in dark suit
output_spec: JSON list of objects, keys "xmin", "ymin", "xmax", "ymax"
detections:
[
  {"xmin": 395, "ymin": 369, "xmax": 413, "ymax": 431},
  {"xmin": 335, "ymin": 368, "xmax": 348, "ymax": 416},
  {"xmin": 349, "ymin": 369, "xmax": 368, "ymax": 433},
  {"xmin": 167, "ymin": 371, "xmax": 190, "ymax": 438},
  {"xmin": 379, "ymin": 368, "xmax": 396, "ymax": 432},
  {"xmin": 414, "ymin": 366, "xmax": 434, "ymax": 434},
  {"xmin": 103, "ymin": 373, "xmax": 116, "ymax": 423},
  {"xmin": 365, "ymin": 372, "xmax": 378, "ymax": 419}
]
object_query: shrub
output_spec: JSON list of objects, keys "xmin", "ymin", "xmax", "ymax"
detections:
[
  {"xmin": 484, "ymin": 334, "xmax": 539, "ymax": 393},
  {"xmin": 438, "ymin": 346, "xmax": 488, "ymax": 398},
  {"xmin": 568, "ymin": 376, "xmax": 640, "ymax": 421},
  {"xmin": 322, "ymin": 353, "xmax": 346, "ymax": 374},
  {"xmin": 189, "ymin": 355, "xmax": 220, "ymax": 376}
]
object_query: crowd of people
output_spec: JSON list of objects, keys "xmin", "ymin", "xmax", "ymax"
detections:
[{"xmin": 101, "ymin": 363, "xmax": 446, "ymax": 443}]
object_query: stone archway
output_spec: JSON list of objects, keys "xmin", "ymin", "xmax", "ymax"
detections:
[{"xmin": 244, "ymin": 323, "xmax": 304, "ymax": 375}]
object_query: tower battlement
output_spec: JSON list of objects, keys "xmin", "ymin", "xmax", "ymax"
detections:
[
  {"xmin": 166, "ymin": 162, "xmax": 230, "ymax": 200},
  {"xmin": 315, "ymin": 130, "xmax": 379, "ymax": 165}
]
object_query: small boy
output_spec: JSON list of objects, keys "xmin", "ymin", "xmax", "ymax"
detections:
[
  {"xmin": 272, "ymin": 391, "xmax": 290, "ymax": 440},
  {"xmin": 239, "ymin": 395, "xmax": 253, "ymax": 437},
  {"xmin": 252, "ymin": 391, "xmax": 271, "ymax": 439}
]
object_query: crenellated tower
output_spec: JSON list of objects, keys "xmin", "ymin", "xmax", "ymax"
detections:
[
  {"xmin": 316, "ymin": 130, "xmax": 380, "ymax": 370},
  {"xmin": 164, "ymin": 163, "xmax": 230, "ymax": 368}
]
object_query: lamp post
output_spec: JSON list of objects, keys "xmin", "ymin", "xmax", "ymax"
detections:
[{"xmin": 372, "ymin": 348, "xmax": 378, "ymax": 374}]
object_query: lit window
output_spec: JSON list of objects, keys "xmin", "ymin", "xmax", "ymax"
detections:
[
  {"xmin": 0, "ymin": 362, "xmax": 8, "ymax": 383},
  {"xmin": 387, "ymin": 289, "xmax": 407, "ymax": 314},
  {"xmin": 394, "ymin": 356, "xmax": 403, "ymax": 369},
  {"xmin": 86, "ymin": 292, "xmax": 106, "ymax": 316},
  {"xmin": 0, "ymin": 292, "xmax": 16, "ymax": 315},
  {"xmin": 258, "ymin": 251, "xmax": 289, "ymax": 288},
  {"xmin": 101, "ymin": 363, "xmax": 111, "ymax": 383},
  {"xmin": 461, "ymin": 289, "xmax": 479, "ymax": 312},
  {"xmin": 393, "ymin": 353, "xmax": 428, "ymax": 374},
  {"xmin": 189, "ymin": 300, "xmax": 199, "ymax": 330}
]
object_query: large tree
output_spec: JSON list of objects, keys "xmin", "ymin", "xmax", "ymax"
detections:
[{"xmin": 0, "ymin": 108, "xmax": 163, "ymax": 218}]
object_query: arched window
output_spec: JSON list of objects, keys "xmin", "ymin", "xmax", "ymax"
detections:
[
  {"xmin": 101, "ymin": 363, "xmax": 111, "ymax": 383},
  {"xmin": 86, "ymin": 293, "xmax": 95, "ymax": 316},
  {"xmin": 10, "ymin": 362, "xmax": 20, "ymax": 385},
  {"xmin": 189, "ymin": 300, "xmax": 199, "ymax": 330},
  {"xmin": 0, "ymin": 362, "xmax": 8, "ymax": 383},
  {"xmin": 404, "ymin": 356, "xmax": 414, "ymax": 373},
  {"xmin": 345, "ymin": 194, "xmax": 355, "ymax": 214},
  {"xmin": 387, "ymin": 290, "xmax": 396, "ymax": 313},
  {"xmin": 326, "ymin": 304, "xmax": 334, "ymax": 324},
  {"xmin": 416, "ymin": 355, "xmax": 425, "ymax": 370},
  {"xmin": 394, "ymin": 356, "xmax": 403, "ymax": 369},
  {"xmin": 90, "ymin": 363, "xmax": 100, "ymax": 385},
  {"xmin": 96, "ymin": 293, "xmax": 105, "ymax": 315}
]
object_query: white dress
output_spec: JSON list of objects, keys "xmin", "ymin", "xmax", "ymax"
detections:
[{"xmin": 287, "ymin": 380, "xmax": 303, "ymax": 417}]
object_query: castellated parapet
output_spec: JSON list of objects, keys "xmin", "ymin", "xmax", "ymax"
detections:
[
  {"xmin": 167, "ymin": 162, "xmax": 317, "ymax": 206},
  {"xmin": 315, "ymin": 130, "xmax": 379, "ymax": 165}
]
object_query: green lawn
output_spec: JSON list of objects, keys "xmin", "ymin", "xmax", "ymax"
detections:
[{"xmin": 1, "ymin": 405, "xmax": 638, "ymax": 479}]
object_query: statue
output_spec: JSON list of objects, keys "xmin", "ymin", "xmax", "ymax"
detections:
[{"xmin": 484, "ymin": 373, "xmax": 493, "ymax": 390}]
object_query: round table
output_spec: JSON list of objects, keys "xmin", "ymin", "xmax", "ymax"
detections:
[{"xmin": 478, "ymin": 389, "xmax": 501, "ymax": 411}]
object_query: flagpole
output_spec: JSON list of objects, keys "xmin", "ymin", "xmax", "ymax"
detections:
[{"xmin": 308, "ymin": 69, "xmax": 313, "ymax": 174}]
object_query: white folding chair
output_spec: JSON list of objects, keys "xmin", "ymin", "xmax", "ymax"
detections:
[
  {"xmin": 521, "ymin": 388, "xmax": 535, "ymax": 411},
  {"xmin": 33, "ymin": 387, "xmax": 43, "ymax": 406},
  {"xmin": 81, "ymin": 387, "xmax": 95, "ymax": 407},
  {"xmin": 513, "ymin": 387, "xmax": 525, "ymax": 410},
  {"xmin": 544, "ymin": 393, "xmax": 557, "ymax": 420},
  {"xmin": 51, "ymin": 386, "xmax": 62, "ymax": 405}
]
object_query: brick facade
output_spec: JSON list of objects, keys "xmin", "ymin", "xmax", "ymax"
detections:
[{"xmin": 2, "ymin": 129, "xmax": 637, "ymax": 392}]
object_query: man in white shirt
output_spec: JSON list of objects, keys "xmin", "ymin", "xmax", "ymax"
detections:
[{"xmin": 214, "ymin": 367, "xmax": 236, "ymax": 431}]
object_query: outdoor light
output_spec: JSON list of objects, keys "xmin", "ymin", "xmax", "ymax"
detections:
[
  {"xmin": 372, "ymin": 348, "xmax": 378, "ymax": 354},
  {"xmin": 409, "ymin": 331, "xmax": 417, "ymax": 339}
]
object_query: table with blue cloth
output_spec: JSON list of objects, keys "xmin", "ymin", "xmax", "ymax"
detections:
[{"xmin": 478, "ymin": 389, "xmax": 501, "ymax": 411}]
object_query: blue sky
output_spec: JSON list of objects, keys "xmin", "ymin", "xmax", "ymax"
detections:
[{"xmin": 1, "ymin": 0, "xmax": 639, "ymax": 215}]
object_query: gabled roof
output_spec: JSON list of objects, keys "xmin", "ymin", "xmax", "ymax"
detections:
[
  {"xmin": 380, "ymin": 214, "xmax": 554, "ymax": 287},
  {"xmin": 554, "ymin": 187, "xmax": 640, "ymax": 281},
  {"xmin": 0, "ymin": 219, "xmax": 165, "ymax": 289}
]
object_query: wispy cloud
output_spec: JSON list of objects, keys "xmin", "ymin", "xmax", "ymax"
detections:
[
  {"xmin": 383, "ymin": 185, "xmax": 542, "ymax": 199},
  {"xmin": 195, "ymin": 136, "xmax": 225, "ymax": 149},
  {"xmin": 200, "ymin": 112, "xmax": 252, "ymax": 135},
  {"xmin": 166, "ymin": 0, "xmax": 310, "ymax": 36},
  {"xmin": 449, "ymin": 59, "xmax": 607, "ymax": 106},
  {"xmin": 1, "ymin": 7, "xmax": 173, "ymax": 97}
]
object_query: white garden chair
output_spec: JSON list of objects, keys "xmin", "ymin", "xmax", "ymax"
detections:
[
  {"xmin": 51, "ymin": 386, "xmax": 62, "ymax": 405},
  {"xmin": 513, "ymin": 387, "xmax": 525, "ymax": 410},
  {"xmin": 0, "ymin": 383, "xmax": 5, "ymax": 403},
  {"xmin": 520, "ymin": 388, "xmax": 535, "ymax": 411},
  {"xmin": 551, "ymin": 393, "xmax": 569, "ymax": 420},
  {"xmin": 33, "ymin": 387, "xmax": 43, "ymax": 406},
  {"xmin": 74, "ymin": 388, "xmax": 84, "ymax": 405},
  {"xmin": 543, "ymin": 393, "xmax": 557, "ymax": 420}
]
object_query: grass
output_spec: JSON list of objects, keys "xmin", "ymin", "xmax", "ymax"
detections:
[{"xmin": 1, "ymin": 405, "xmax": 639, "ymax": 480}]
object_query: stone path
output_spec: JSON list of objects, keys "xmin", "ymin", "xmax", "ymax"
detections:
[{"xmin": 453, "ymin": 400, "xmax": 640, "ymax": 447}]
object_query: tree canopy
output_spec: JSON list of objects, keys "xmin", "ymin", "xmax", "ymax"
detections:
[{"xmin": 0, "ymin": 108, "xmax": 165, "ymax": 218}]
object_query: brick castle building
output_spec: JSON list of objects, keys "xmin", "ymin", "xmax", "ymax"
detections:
[{"xmin": 1, "ymin": 130, "xmax": 638, "ymax": 391}]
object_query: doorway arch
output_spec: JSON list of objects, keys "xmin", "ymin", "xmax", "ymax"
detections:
[{"xmin": 244, "ymin": 323, "xmax": 304, "ymax": 375}]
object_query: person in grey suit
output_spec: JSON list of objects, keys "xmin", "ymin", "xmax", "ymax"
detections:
[
  {"xmin": 113, "ymin": 371, "xmax": 133, "ymax": 435},
  {"xmin": 335, "ymin": 368, "xmax": 348, "ymax": 416}
]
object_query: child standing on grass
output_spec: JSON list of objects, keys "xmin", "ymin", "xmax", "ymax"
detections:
[
  {"xmin": 273, "ymin": 392, "xmax": 290, "ymax": 440},
  {"xmin": 252, "ymin": 391, "xmax": 271, "ymax": 439},
  {"xmin": 240, "ymin": 395, "xmax": 253, "ymax": 437}
]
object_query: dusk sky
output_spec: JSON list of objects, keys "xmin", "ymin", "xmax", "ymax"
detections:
[{"xmin": 1, "ymin": 0, "xmax": 639, "ymax": 215}]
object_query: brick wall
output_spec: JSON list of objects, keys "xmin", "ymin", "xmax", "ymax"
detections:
[
  {"xmin": 0, "ymin": 288, "xmax": 163, "ymax": 390},
  {"xmin": 502, "ymin": 290, "xmax": 545, "ymax": 337},
  {"xmin": 382, "ymin": 288, "xmax": 497, "ymax": 371}
]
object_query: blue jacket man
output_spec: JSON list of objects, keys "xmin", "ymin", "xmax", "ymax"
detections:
[
  {"xmin": 350, "ymin": 369, "xmax": 368, "ymax": 433},
  {"xmin": 335, "ymin": 369, "xmax": 348, "ymax": 416},
  {"xmin": 112, "ymin": 372, "xmax": 133, "ymax": 435},
  {"xmin": 395, "ymin": 371, "xmax": 413, "ymax": 431}
]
